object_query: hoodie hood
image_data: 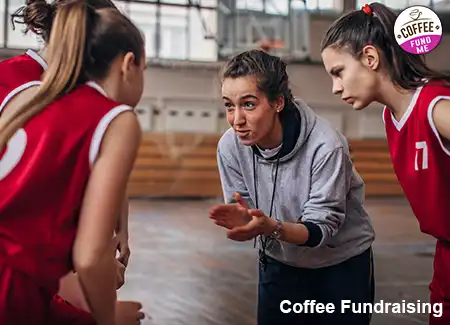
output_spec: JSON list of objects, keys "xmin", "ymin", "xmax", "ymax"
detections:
[{"xmin": 252, "ymin": 98, "xmax": 317, "ymax": 163}]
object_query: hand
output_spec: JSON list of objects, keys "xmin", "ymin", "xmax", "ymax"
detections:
[
  {"xmin": 115, "ymin": 259, "xmax": 126, "ymax": 290},
  {"xmin": 210, "ymin": 201, "xmax": 252, "ymax": 229},
  {"xmin": 226, "ymin": 209, "xmax": 273, "ymax": 242},
  {"xmin": 231, "ymin": 192, "xmax": 248, "ymax": 208},
  {"xmin": 115, "ymin": 300, "xmax": 146, "ymax": 325},
  {"xmin": 115, "ymin": 231, "xmax": 131, "ymax": 267}
]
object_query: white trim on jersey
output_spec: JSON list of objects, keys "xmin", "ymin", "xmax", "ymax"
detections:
[
  {"xmin": 20, "ymin": 50, "xmax": 133, "ymax": 166},
  {"xmin": 0, "ymin": 80, "xmax": 42, "ymax": 115},
  {"xmin": 390, "ymin": 86, "xmax": 423, "ymax": 131},
  {"xmin": 382, "ymin": 106, "xmax": 386, "ymax": 124},
  {"xmin": 24, "ymin": 50, "xmax": 110, "ymax": 101},
  {"xmin": 26, "ymin": 49, "xmax": 48, "ymax": 70},
  {"xmin": 86, "ymin": 81, "xmax": 108, "ymax": 97},
  {"xmin": 89, "ymin": 105, "xmax": 133, "ymax": 165},
  {"xmin": 427, "ymin": 96, "xmax": 450, "ymax": 157}
]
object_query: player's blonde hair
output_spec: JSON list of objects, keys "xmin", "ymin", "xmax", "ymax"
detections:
[{"xmin": 0, "ymin": 1, "xmax": 144, "ymax": 152}]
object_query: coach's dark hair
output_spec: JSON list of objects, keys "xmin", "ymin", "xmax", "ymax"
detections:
[
  {"xmin": 0, "ymin": 1, "xmax": 143, "ymax": 151},
  {"xmin": 321, "ymin": 2, "xmax": 450, "ymax": 90},
  {"xmin": 11, "ymin": 0, "xmax": 117, "ymax": 42},
  {"xmin": 221, "ymin": 49, "xmax": 294, "ymax": 118}
]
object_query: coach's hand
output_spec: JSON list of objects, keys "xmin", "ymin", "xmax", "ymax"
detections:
[
  {"xmin": 226, "ymin": 209, "xmax": 271, "ymax": 241},
  {"xmin": 209, "ymin": 201, "xmax": 252, "ymax": 230}
]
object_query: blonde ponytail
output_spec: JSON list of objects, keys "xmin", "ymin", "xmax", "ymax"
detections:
[{"xmin": 0, "ymin": 0, "xmax": 89, "ymax": 151}]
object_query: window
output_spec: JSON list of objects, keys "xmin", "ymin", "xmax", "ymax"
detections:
[
  {"xmin": 0, "ymin": 0, "xmax": 217, "ymax": 62},
  {"xmin": 0, "ymin": 0, "xmax": 5, "ymax": 47},
  {"xmin": 126, "ymin": 2, "xmax": 157, "ymax": 57},
  {"xmin": 198, "ymin": 0, "xmax": 217, "ymax": 6},
  {"xmin": 188, "ymin": 7, "xmax": 218, "ymax": 61},
  {"xmin": 237, "ymin": 0, "xmax": 264, "ymax": 11},
  {"xmin": 128, "ymin": 2, "xmax": 217, "ymax": 61},
  {"xmin": 160, "ymin": 5, "xmax": 188, "ymax": 59},
  {"xmin": 292, "ymin": 0, "xmax": 342, "ymax": 11},
  {"xmin": 266, "ymin": 0, "xmax": 290, "ymax": 15},
  {"xmin": 356, "ymin": 0, "xmax": 431, "ymax": 9},
  {"xmin": 236, "ymin": 0, "xmax": 290, "ymax": 14},
  {"xmin": 162, "ymin": 0, "xmax": 189, "ymax": 4},
  {"xmin": 236, "ymin": 0, "xmax": 341, "ymax": 14},
  {"xmin": 7, "ymin": 0, "xmax": 42, "ymax": 49}
]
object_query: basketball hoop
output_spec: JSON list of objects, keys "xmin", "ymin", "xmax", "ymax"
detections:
[{"xmin": 258, "ymin": 39, "xmax": 285, "ymax": 52}]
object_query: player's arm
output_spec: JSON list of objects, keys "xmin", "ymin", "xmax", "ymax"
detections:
[
  {"xmin": 72, "ymin": 110, "xmax": 141, "ymax": 325},
  {"xmin": 431, "ymin": 99, "xmax": 450, "ymax": 141},
  {"xmin": 58, "ymin": 272, "xmax": 89, "ymax": 311},
  {"xmin": 58, "ymin": 258, "xmax": 127, "ymax": 312},
  {"xmin": 115, "ymin": 197, "xmax": 130, "ymax": 267}
]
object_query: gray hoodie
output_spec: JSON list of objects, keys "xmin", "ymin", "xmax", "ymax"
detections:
[{"xmin": 216, "ymin": 100, "xmax": 375, "ymax": 268}]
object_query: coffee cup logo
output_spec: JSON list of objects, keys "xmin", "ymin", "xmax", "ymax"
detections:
[{"xmin": 394, "ymin": 6, "xmax": 442, "ymax": 54}]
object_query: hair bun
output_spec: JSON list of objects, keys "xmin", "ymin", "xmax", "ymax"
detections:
[{"xmin": 11, "ymin": 0, "xmax": 54, "ymax": 40}]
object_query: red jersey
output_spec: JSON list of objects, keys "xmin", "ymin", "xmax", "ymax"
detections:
[
  {"xmin": 383, "ymin": 81, "xmax": 450, "ymax": 242},
  {"xmin": 0, "ymin": 49, "xmax": 46, "ymax": 87},
  {"xmin": 0, "ymin": 52, "xmax": 132, "ymax": 294}
]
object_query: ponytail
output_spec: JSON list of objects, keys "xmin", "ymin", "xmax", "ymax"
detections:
[
  {"xmin": 0, "ymin": 0, "xmax": 91, "ymax": 151},
  {"xmin": 321, "ymin": 2, "xmax": 450, "ymax": 90}
]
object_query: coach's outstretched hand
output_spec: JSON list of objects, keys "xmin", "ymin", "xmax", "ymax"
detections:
[
  {"xmin": 209, "ymin": 193, "xmax": 251, "ymax": 229},
  {"xmin": 225, "ymin": 209, "xmax": 269, "ymax": 241},
  {"xmin": 210, "ymin": 193, "xmax": 272, "ymax": 242}
]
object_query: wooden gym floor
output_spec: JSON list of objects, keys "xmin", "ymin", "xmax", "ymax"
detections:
[{"xmin": 118, "ymin": 197, "xmax": 436, "ymax": 325}]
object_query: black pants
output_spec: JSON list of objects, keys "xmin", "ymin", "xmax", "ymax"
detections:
[{"xmin": 257, "ymin": 247, "xmax": 375, "ymax": 325}]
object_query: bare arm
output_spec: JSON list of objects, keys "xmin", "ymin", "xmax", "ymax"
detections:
[
  {"xmin": 115, "ymin": 197, "xmax": 130, "ymax": 266},
  {"xmin": 58, "ymin": 272, "xmax": 89, "ymax": 311},
  {"xmin": 431, "ymin": 99, "xmax": 450, "ymax": 141},
  {"xmin": 73, "ymin": 111, "xmax": 141, "ymax": 325},
  {"xmin": 116, "ymin": 198, "xmax": 129, "ymax": 235},
  {"xmin": 57, "ymin": 258, "xmax": 127, "ymax": 312}
]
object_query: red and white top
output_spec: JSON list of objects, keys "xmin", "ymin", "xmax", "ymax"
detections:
[
  {"xmin": 0, "ymin": 49, "xmax": 133, "ymax": 294},
  {"xmin": 383, "ymin": 81, "xmax": 450, "ymax": 242}
]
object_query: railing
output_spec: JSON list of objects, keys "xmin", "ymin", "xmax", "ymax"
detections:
[{"xmin": 128, "ymin": 132, "xmax": 404, "ymax": 198}]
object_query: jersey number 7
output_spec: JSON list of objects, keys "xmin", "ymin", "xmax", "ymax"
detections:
[{"xmin": 415, "ymin": 141, "xmax": 428, "ymax": 171}]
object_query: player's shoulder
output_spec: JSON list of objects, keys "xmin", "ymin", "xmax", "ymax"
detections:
[
  {"xmin": 64, "ymin": 81, "xmax": 132, "ymax": 115},
  {"xmin": 419, "ymin": 80, "xmax": 450, "ymax": 100},
  {"xmin": 0, "ymin": 51, "xmax": 44, "ymax": 71},
  {"xmin": 0, "ymin": 52, "xmax": 45, "ymax": 89}
]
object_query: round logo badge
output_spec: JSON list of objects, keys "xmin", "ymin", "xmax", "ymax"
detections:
[{"xmin": 394, "ymin": 5, "xmax": 442, "ymax": 54}]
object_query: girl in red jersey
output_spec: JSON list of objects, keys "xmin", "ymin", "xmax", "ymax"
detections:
[
  {"xmin": 0, "ymin": 1, "xmax": 146, "ymax": 324},
  {"xmin": 321, "ymin": 2, "xmax": 450, "ymax": 324},
  {"xmin": 4, "ymin": 0, "xmax": 137, "ymax": 323},
  {"xmin": 11, "ymin": 0, "xmax": 132, "ymax": 267}
]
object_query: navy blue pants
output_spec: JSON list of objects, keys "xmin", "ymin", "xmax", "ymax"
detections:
[{"xmin": 257, "ymin": 247, "xmax": 374, "ymax": 325}]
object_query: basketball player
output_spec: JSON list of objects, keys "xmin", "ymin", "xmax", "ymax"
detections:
[
  {"xmin": 321, "ymin": 3, "xmax": 450, "ymax": 324},
  {"xmin": 4, "ymin": 0, "xmax": 134, "ymax": 322},
  {"xmin": 0, "ymin": 2, "xmax": 146, "ymax": 324},
  {"xmin": 10, "ymin": 0, "xmax": 132, "ymax": 267},
  {"xmin": 210, "ymin": 49, "xmax": 375, "ymax": 325}
]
